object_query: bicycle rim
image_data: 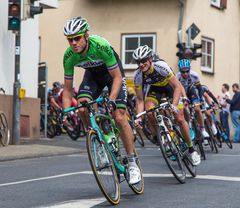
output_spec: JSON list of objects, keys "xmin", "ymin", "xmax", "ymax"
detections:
[
  {"xmin": 128, "ymin": 149, "xmax": 145, "ymax": 194},
  {"xmin": 157, "ymin": 130, "xmax": 186, "ymax": 184},
  {"xmin": 87, "ymin": 130, "xmax": 120, "ymax": 205},
  {"xmin": 0, "ymin": 112, "xmax": 10, "ymax": 146}
]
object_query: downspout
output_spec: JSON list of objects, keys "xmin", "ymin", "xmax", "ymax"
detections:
[{"xmin": 177, "ymin": 0, "xmax": 186, "ymax": 43}]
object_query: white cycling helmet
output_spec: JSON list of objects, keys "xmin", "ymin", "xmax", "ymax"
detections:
[
  {"xmin": 63, "ymin": 16, "xmax": 89, "ymax": 36},
  {"xmin": 132, "ymin": 45, "xmax": 153, "ymax": 61}
]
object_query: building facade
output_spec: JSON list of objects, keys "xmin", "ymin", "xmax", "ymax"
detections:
[{"xmin": 40, "ymin": 0, "xmax": 240, "ymax": 94}]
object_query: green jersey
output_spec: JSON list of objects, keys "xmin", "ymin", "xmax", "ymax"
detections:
[{"xmin": 63, "ymin": 35, "xmax": 119, "ymax": 80}]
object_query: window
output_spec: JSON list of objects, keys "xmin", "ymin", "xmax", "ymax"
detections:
[
  {"xmin": 201, "ymin": 37, "xmax": 214, "ymax": 74},
  {"xmin": 211, "ymin": 0, "xmax": 227, "ymax": 9},
  {"xmin": 121, "ymin": 34, "xmax": 156, "ymax": 69}
]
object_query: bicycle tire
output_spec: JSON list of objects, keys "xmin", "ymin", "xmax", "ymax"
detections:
[
  {"xmin": 192, "ymin": 121, "xmax": 206, "ymax": 160},
  {"xmin": 217, "ymin": 122, "xmax": 232, "ymax": 149},
  {"xmin": 87, "ymin": 130, "xmax": 120, "ymax": 205},
  {"xmin": 205, "ymin": 120, "xmax": 218, "ymax": 153},
  {"xmin": 127, "ymin": 149, "xmax": 145, "ymax": 194},
  {"xmin": 156, "ymin": 127, "xmax": 186, "ymax": 184},
  {"xmin": 0, "ymin": 112, "xmax": 10, "ymax": 146},
  {"xmin": 47, "ymin": 117, "xmax": 57, "ymax": 138},
  {"xmin": 135, "ymin": 130, "xmax": 145, "ymax": 147},
  {"xmin": 65, "ymin": 116, "xmax": 80, "ymax": 141},
  {"xmin": 173, "ymin": 127, "xmax": 196, "ymax": 177}
]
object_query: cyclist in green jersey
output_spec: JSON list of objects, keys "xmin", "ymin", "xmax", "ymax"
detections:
[{"xmin": 62, "ymin": 16, "xmax": 141, "ymax": 185}]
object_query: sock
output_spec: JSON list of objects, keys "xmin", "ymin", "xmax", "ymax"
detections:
[{"xmin": 128, "ymin": 153, "xmax": 137, "ymax": 167}]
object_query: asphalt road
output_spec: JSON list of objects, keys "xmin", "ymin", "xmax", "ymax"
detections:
[{"xmin": 0, "ymin": 140, "xmax": 240, "ymax": 208}]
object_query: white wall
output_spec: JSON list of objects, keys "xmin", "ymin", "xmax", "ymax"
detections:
[{"xmin": 0, "ymin": 0, "xmax": 50, "ymax": 98}]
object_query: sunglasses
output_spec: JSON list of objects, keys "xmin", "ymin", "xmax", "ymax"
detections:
[
  {"xmin": 180, "ymin": 70, "xmax": 190, "ymax": 74},
  {"xmin": 136, "ymin": 58, "xmax": 149, "ymax": 65},
  {"xmin": 67, "ymin": 34, "xmax": 84, "ymax": 42}
]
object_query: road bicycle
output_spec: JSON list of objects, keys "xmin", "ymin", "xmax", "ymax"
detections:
[
  {"xmin": 210, "ymin": 106, "xmax": 232, "ymax": 149},
  {"xmin": 64, "ymin": 97, "xmax": 144, "ymax": 205},
  {"xmin": 202, "ymin": 106, "xmax": 219, "ymax": 153},
  {"xmin": 0, "ymin": 88, "xmax": 10, "ymax": 146},
  {"xmin": 135, "ymin": 99, "xmax": 196, "ymax": 184},
  {"xmin": 187, "ymin": 103, "xmax": 206, "ymax": 160}
]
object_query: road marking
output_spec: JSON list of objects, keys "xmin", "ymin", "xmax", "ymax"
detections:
[
  {"xmin": 1, "ymin": 171, "xmax": 240, "ymax": 188},
  {"xmin": 37, "ymin": 198, "xmax": 106, "ymax": 208}
]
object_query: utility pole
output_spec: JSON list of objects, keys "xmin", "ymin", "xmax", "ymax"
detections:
[
  {"xmin": 12, "ymin": 33, "xmax": 21, "ymax": 144},
  {"xmin": 8, "ymin": 0, "xmax": 22, "ymax": 144}
]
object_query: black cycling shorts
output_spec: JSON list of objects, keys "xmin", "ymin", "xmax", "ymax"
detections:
[
  {"xmin": 77, "ymin": 58, "xmax": 127, "ymax": 109},
  {"xmin": 145, "ymin": 84, "xmax": 174, "ymax": 104}
]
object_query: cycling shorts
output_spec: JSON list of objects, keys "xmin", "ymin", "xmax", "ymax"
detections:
[{"xmin": 77, "ymin": 59, "xmax": 127, "ymax": 110}]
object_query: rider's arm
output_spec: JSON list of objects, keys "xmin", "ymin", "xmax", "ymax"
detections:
[
  {"xmin": 168, "ymin": 76, "xmax": 181, "ymax": 106},
  {"xmin": 50, "ymin": 97, "xmax": 62, "ymax": 110},
  {"xmin": 135, "ymin": 87, "xmax": 145, "ymax": 114},
  {"xmin": 108, "ymin": 67, "xmax": 122, "ymax": 101},
  {"xmin": 63, "ymin": 79, "xmax": 73, "ymax": 109}
]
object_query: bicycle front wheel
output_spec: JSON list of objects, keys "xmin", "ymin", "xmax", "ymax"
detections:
[
  {"xmin": 87, "ymin": 130, "xmax": 120, "ymax": 205},
  {"xmin": 0, "ymin": 112, "xmax": 10, "ymax": 146},
  {"xmin": 157, "ymin": 129, "xmax": 186, "ymax": 184}
]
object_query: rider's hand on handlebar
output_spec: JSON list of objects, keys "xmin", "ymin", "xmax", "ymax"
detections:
[
  {"xmin": 134, "ymin": 118, "xmax": 142, "ymax": 129},
  {"xmin": 107, "ymin": 99, "xmax": 117, "ymax": 111}
]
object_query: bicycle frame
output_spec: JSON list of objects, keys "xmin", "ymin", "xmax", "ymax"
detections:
[{"xmin": 64, "ymin": 97, "xmax": 125, "ymax": 174}]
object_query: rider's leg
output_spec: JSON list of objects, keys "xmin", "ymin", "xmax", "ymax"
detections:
[
  {"xmin": 174, "ymin": 108, "xmax": 201, "ymax": 165},
  {"xmin": 113, "ymin": 108, "xmax": 135, "ymax": 155},
  {"xmin": 113, "ymin": 108, "xmax": 141, "ymax": 184},
  {"xmin": 144, "ymin": 98, "xmax": 158, "ymax": 137}
]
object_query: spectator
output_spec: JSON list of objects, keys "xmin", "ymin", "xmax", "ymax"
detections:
[
  {"xmin": 218, "ymin": 83, "xmax": 231, "ymax": 139},
  {"xmin": 226, "ymin": 83, "xmax": 240, "ymax": 142}
]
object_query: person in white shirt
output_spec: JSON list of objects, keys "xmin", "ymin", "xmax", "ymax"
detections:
[{"xmin": 218, "ymin": 83, "xmax": 231, "ymax": 138}]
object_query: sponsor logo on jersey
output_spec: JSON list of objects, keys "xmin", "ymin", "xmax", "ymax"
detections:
[
  {"xmin": 76, "ymin": 60, "xmax": 104, "ymax": 69},
  {"xmin": 97, "ymin": 43, "xmax": 113, "ymax": 57}
]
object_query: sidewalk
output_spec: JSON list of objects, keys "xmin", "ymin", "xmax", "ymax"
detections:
[{"xmin": 0, "ymin": 135, "xmax": 87, "ymax": 162}]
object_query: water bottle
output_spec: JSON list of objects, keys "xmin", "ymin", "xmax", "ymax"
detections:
[
  {"xmin": 189, "ymin": 122, "xmax": 195, "ymax": 140},
  {"xmin": 104, "ymin": 132, "xmax": 118, "ymax": 155}
]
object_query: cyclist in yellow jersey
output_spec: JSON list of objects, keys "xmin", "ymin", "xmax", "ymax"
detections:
[{"xmin": 133, "ymin": 45, "xmax": 200, "ymax": 166}]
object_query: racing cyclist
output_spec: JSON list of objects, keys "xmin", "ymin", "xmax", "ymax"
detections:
[
  {"xmin": 133, "ymin": 45, "xmax": 201, "ymax": 166},
  {"xmin": 176, "ymin": 59, "xmax": 218, "ymax": 145},
  {"xmin": 62, "ymin": 16, "xmax": 141, "ymax": 185}
]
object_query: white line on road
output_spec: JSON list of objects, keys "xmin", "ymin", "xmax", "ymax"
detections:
[
  {"xmin": 1, "ymin": 171, "xmax": 240, "ymax": 188},
  {"xmin": 36, "ymin": 198, "xmax": 106, "ymax": 208}
]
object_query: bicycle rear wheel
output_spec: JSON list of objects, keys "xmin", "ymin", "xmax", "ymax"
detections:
[
  {"xmin": 135, "ymin": 130, "xmax": 145, "ymax": 147},
  {"xmin": 174, "ymin": 127, "xmax": 196, "ymax": 177},
  {"xmin": 47, "ymin": 117, "xmax": 56, "ymax": 138},
  {"xmin": 156, "ymin": 128, "xmax": 186, "ymax": 184},
  {"xmin": 205, "ymin": 120, "xmax": 218, "ymax": 153},
  {"xmin": 192, "ymin": 122, "xmax": 206, "ymax": 160},
  {"xmin": 0, "ymin": 112, "xmax": 10, "ymax": 146},
  {"xmin": 65, "ymin": 116, "xmax": 80, "ymax": 141},
  {"xmin": 87, "ymin": 130, "xmax": 120, "ymax": 205},
  {"xmin": 217, "ymin": 122, "xmax": 232, "ymax": 149}
]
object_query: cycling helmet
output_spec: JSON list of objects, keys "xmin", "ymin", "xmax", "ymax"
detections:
[
  {"xmin": 63, "ymin": 16, "xmax": 89, "ymax": 36},
  {"xmin": 132, "ymin": 45, "xmax": 153, "ymax": 61},
  {"xmin": 53, "ymin": 81, "xmax": 62, "ymax": 89},
  {"xmin": 178, "ymin": 59, "xmax": 191, "ymax": 70}
]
